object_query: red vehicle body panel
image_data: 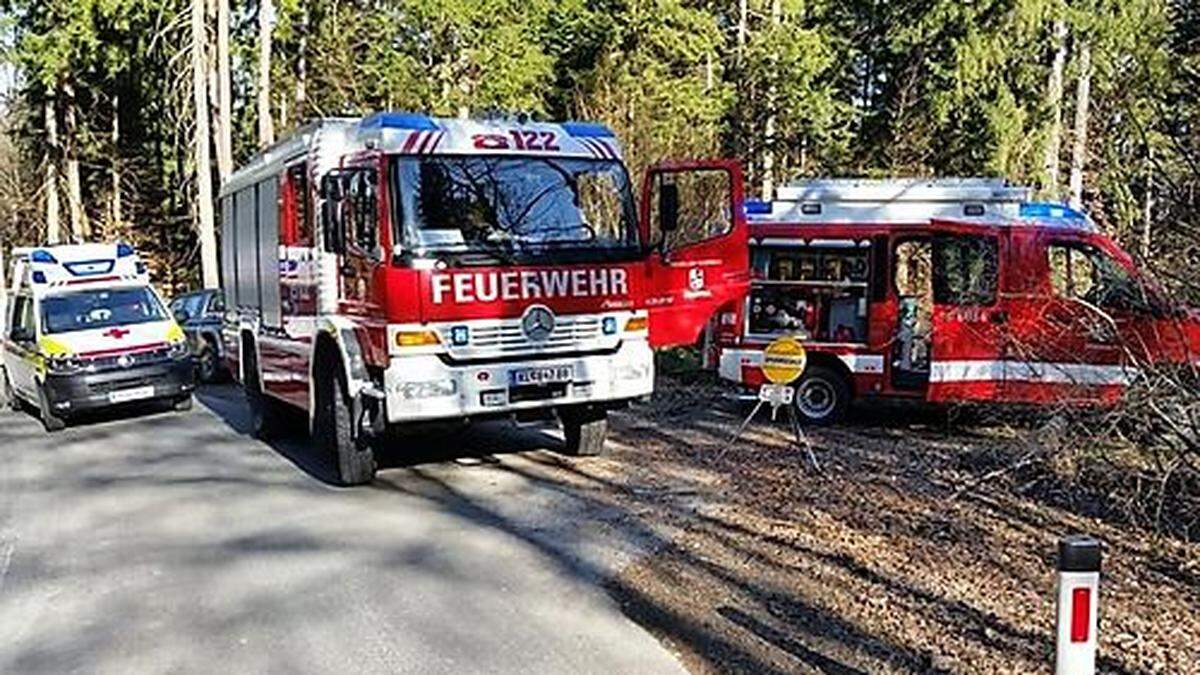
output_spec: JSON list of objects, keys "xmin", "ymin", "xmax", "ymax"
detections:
[{"xmin": 719, "ymin": 216, "xmax": 1200, "ymax": 410}]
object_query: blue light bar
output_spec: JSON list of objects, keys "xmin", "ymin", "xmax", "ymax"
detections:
[
  {"xmin": 744, "ymin": 200, "xmax": 772, "ymax": 215},
  {"xmin": 116, "ymin": 242, "xmax": 135, "ymax": 258},
  {"xmin": 562, "ymin": 122, "xmax": 615, "ymax": 138},
  {"xmin": 30, "ymin": 249, "xmax": 56, "ymax": 264},
  {"xmin": 359, "ymin": 112, "xmax": 439, "ymax": 131},
  {"xmin": 31, "ymin": 270, "xmax": 46, "ymax": 284},
  {"xmin": 1020, "ymin": 202, "xmax": 1096, "ymax": 231}
]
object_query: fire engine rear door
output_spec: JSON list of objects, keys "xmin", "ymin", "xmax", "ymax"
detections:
[
  {"xmin": 642, "ymin": 160, "xmax": 750, "ymax": 349},
  {"xmin": 926, "ymin": 229, "xmax": 1009, "ymax": 403}
]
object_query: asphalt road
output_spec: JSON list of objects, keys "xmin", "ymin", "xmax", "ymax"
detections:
[{"xmin": 0, "ymin": 386, "xmax": 686, "ymax": 675}]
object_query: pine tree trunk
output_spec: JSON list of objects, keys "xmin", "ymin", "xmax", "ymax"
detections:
[
  {"xmin": 258, "ymin": 0, "xmax": 275, "ymax": 147},
  {"xmin": 110, "ymin": 92, "xmax": 122, "ymax": 231},
  {"xmin": 760, "ymin": 0, "xmax": 782, "ymax": 200},
  {"xmin": 215, "ymin": 0, "xmax": 234, "ymax": 183},
  {"xmin": 1142, "ymin": 147, "xmax": 1154, "ymax": 259},
  {"xmin": 295, "ymin": 0, "xmax": 308, "ymax": 120},
  {"xmin": 43, "ymin": 97, "xmax": 61, "ymax": 245},
  {"xmin": 192, "ymin": 0, "xmax": 219, "ymax": 288},
  {"xmin": 1068, "ymin": 41, "xmax": 1091, "ymax": 210},
  {"xmin": 62, "ymin": 81, "xmax": 88, "ymax": 240},
  {"xmin": 1042, "ymin": 19, "xmax": 1068, "ymax": 200}
]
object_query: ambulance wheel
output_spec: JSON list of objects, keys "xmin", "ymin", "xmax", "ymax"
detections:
[
  {"xmin": 792, "ymin": 365, "xmax": 850, "ymax": 426},
  {"xmin": 316, "ymin": 365, "xmax": 376, "ymax": 486},
  {"xmin": 560, "ymin": 406, "xmax": 609, "ymax": 457},
  {"xmin": 37, "ymin": 386, "xmax": 66, "ymax": 432},
  {"xmin": 244, "ymin": 349, "xmax": 285, "ymax": 440}
]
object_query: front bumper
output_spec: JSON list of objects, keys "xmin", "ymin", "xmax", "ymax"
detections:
[
  {"xmin": 383, "ymin": 341, "xmax": 655, "ymax": 423},
  {"xmin": 43, "ymin": 357, "xmax": 196, "ymax": 414}
]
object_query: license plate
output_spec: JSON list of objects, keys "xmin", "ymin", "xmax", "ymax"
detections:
[
  {"xmin": 108, "ymin": 386, "xmax": 155, "ymax": 404},
  {"xmin": 509, "ymin": 365, "xmax": 573, "ymax": 386}
]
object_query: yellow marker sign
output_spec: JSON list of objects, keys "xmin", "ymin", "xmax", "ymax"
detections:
[{"xmin": 761, "ymin": 336, "xmax": 808, "ymax": 385}]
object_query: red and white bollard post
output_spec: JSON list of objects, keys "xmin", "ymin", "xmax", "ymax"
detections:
[{"xmin": 1055, "ymin": 535, "xmax": 1101, "ymax": 675}]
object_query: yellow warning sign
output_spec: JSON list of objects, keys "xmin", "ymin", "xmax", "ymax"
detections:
[{"xmin": 761, "ymin": 336, "xmax": 808, "ymax": 385}]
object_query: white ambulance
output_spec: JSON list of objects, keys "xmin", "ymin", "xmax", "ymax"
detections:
[{"xmin": 1, "ymin": 243, "xmax": 196, "ymax": 431}]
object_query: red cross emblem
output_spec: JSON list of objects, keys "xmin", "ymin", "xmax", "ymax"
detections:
[{"xmin": 104, "ymin": 327, "xmax": 130, "ymax": 339}]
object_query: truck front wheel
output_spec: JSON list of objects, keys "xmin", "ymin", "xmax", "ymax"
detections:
[
  {"xmin": 559, "ymin": 405, "xmax": 609, "ymax": 457},
  {"xmin": 315, "ymin": 364, "xmax": 376, "ymax": 486}
]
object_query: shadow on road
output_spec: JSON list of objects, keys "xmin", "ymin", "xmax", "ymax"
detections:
[{"xmin": 196, "ymin": 384, "xmax": 565, "ymax": 486}]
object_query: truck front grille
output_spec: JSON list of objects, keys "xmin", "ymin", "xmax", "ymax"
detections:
[{"xmin": 467, "ymin": 316, "xmax": 603, "ymax": 353}]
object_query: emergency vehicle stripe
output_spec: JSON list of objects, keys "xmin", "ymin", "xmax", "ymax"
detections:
[
  {"xmin": 930, "ymin": 360, "xmax": 1136, "ymax": 386},
  {"xmin": 579, "ymin": 138, "xmax": 604, "ymax": 159},
  {"xmin": 401, "ymin": 131, "xmax": 422, "ymax": 154},
  {"xmin": 597, "ymin": 139, "xmax": 618, "ymax": 159},
  {"xmin": 588, "ymin": 137, "xmax": 614, "ymax": 158},
  {"xmin": 416, "ymin": 130, "xmax": 438, "ymax": 154},
  {"xmin": 425, "ymin": 131, "xmax": 445, "ymax": 154}
]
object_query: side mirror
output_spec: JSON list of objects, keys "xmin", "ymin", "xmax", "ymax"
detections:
[
  {"xmin": 173, "ymin": 309, "xmax": 189, "ymax": 324},
  {"xmin": 659, "ymin": 182, "xmax": 680, "ymax": 234}
]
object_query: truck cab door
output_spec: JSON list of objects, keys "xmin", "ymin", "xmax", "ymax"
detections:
[
  {"xmin": 926, "ymin": 230, "xmax": 1008, "ymax": 403},
  {"xmin": 642, "ymin": 161, "xmax": 750, "ymax": 349}
]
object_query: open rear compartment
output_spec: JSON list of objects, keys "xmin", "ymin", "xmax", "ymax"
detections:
[{"xmin": 747, "ymin": 241, "xmax": 871, "ymax": 345}]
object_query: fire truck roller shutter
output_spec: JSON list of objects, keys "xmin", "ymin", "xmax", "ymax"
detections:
[
  {"xmin": 234, "ymin": 188, "xmax": 259, "ymax": 312},
  {"xmin": 256, "ymin": 177, "xmax": 282, "ymax": 328}
]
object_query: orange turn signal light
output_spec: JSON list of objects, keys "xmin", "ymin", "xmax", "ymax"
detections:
[
  {"xmin": 394, "ymin": 330, "xmax": 441, "ymax": 347},
  {"xmin": 624, "ymin": 317, "xmax": 648, "ymax": 333}
]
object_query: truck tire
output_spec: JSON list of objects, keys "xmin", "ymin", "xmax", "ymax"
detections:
[
  {"xmin": 37, "ymin": 385, "xmax": 66, "ymax": 432},
  {"xmin": 792, "ymin": 365, "xmax": 851, "ymax": 425},
  {"xmin": 316, "ymin": 364, "xmax": 376, "ymax": 486},
  {"xmin": 559, "ymin": 406, "xmax": 609, "ymax": 457},
  {"xmin": 243, "ymin": 345, "xmax": 286, "ymax": 440}
]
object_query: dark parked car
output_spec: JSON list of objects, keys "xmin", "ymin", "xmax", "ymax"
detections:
[{"xmin": 169, "ymin": 289, "xmax": 226, "ymax": 382}]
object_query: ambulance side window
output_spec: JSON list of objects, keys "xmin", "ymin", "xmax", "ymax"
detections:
[
  {"xmin": 932, "ymin": 234, "xmax": 998, "ymax": 306},
  {"xmin": 9, "ymin": 296, "xmax": 33, "ymax": 341},
  {"xmin": 650, "ymin": 169, "xmax": 732, "ymax": 251}
]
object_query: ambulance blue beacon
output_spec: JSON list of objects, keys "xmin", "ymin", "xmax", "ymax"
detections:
[{"xmin": 1, "ymin": 243, "xmax": 195, "ymax": 431}]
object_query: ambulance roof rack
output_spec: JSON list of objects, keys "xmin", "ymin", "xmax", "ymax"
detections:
[
  {"xmin": 751, "ymin": 177, "xmax": 1029, "ymax": 226},
  {"xmin": 773, "ymin": 177, "xmax": 1029, "ymax": 204}
]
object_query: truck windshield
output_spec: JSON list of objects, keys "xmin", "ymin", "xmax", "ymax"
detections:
[
  {"xmin": 41, "ymin": 287, "xmax": 168, "ymax": 334},
  {"xmin": 391, "ymin": 156, "xmax": 640, "ymax": 264}
]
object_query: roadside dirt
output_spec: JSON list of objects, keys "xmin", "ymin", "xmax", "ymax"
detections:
[{"xmin": 538, "ymin": 376, "xmax": 1200, "ymax": 674}]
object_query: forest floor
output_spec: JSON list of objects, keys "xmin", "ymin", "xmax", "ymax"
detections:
[{"xmin": 546, "ymin": 375, "xmax": 1200, "ymax": 674}]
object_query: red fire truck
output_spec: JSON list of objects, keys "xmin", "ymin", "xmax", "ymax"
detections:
[
  {"xmin": 219, "ymin": 113, "xmax": 748, "ymax": 484},
  {"xmin": 714, "ymin": 178, "xmax": 1200, "ymax": 423}
]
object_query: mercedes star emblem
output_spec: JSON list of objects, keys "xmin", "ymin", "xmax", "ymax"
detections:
[{"xmin": 521, "ymin": 305, "xmax": 556, "ymax": 342}]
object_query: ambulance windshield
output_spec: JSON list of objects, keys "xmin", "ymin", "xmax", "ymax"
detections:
[
  {"xmin": 41, "ymin": 287, "xmax": 168, "ymax": 334},
  {"xmin": 392, "ymin": 156, "xmax": 639, "ymax": 263}
]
